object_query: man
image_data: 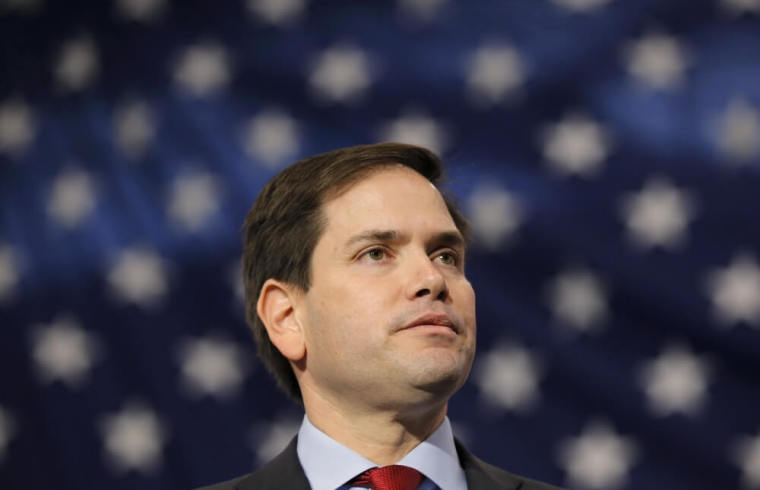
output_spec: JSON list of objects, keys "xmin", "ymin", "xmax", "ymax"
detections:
[{"xmin": 198, "ymin": 143, "xmax": 560, "ymax": 490}]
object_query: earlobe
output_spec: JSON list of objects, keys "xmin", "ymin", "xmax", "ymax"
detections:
[{"xmin": 257, "ymin": 279, "xmax": 307, "ymax": 362}]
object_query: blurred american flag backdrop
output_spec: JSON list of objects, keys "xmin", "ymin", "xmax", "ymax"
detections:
[{"xmin": 2, "ymin": 0, "xmax": 760, "ymax": 488}]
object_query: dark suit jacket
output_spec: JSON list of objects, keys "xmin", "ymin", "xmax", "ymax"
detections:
[{"xmin": 195, "ymin": 437, "xmax": 562, "ymax": 490}]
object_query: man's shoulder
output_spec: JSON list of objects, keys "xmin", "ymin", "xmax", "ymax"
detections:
[
  {"xmin": 465, "ymin": 456, "xmax": 563, "ymax": 490},
  {"xmin": 194, "ymin": 473, "xmax": 250, "ymax": 490},
  {"xmin": 193, "ymin": 436, "xmax": 309, "ymax": 490},
  {"xmin": 456, "ymin": 439, "xmax": 563, "ymax": 490}
]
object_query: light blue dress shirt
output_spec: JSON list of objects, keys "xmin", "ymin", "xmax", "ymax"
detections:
[{"xmin": 296, "ymin": 415, "xmax": 468, "ymax": 490}]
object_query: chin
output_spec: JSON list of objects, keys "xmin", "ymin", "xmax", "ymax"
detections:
[{"xmin": 408, "ymin": 357, "xmax": 471, "ymax": 397}]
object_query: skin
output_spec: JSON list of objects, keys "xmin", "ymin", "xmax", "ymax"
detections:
[{"xmin": 258, "ymin": 165, "xmax": 476, "ymax": 465}]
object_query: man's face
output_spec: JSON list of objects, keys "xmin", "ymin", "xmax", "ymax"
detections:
[{"xmin": 293, "ymin": 165, "xmax": 476, "ymax": 411}]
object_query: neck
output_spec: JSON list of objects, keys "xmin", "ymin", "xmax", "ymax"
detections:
[{"xmin": 301, "ymin": 386, "xmax": 448, "ymax": 466}]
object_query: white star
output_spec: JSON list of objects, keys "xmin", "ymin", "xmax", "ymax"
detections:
[
  {"xmin": 0, "ymin": 244, "xmax": 20, "ymax": 302},
  {"xmin": 558, "ymin": 420, "xmax": 638, "ymax": 490},
  {"xmin": 625, "ymin": 33, "xmax": 687, "ymax": 90},
  {"xmin": 173, "ymin": 41, "xmax": 231, "ymax": 96},
  {"xmin": 107, "ymin": 247, "xmax": 168, "ymax": 307},
  {"xmin": 378, "ymin": 110, "xmax": 448, "ymax": 155},
  {"xmin": 475, "ymin": 344, "xmax": 542, "ymax": 412},
  {"xmin": 397, "ymin": 0, "xmax": 448, "ymax": 21},
  {"xmin": 309, "ymin": 44, "xmax": 372, "ymax": 104},
  {"xmin": 733, "ymin": 431, "xmax": 760, "ymax": 488},
  {"xmin": 242, "ymin": 109, "xmax": 300, "ymax": 169},
  {"xmin": 55, "ymin": 36, "xmax": 99, "ymax": 91},
  {"xmin": 246, "ymin": 0, "xmax": 307, "ymax": 26},
  {"xmin": 547, "ymin": 267, "xmax": 608, "ymax": 332},
  {"xmin": 541, "ymin": 113, "xmax": 610, "ymax": 178},
  {"xmin": 465, "ymin": 42, "xmax": 525, "ymax": 107},
  {"xmin": 550, "ymin": 0, "xmax": 611, "ymax": 12},
  {"xmin": 715, "ymin": 98, "xmax": 760, "ymax": 164},
  {"xmin": 721, "ymin": 0, "xmax": 760, "ymax": 14},
  {"xmin": 0, "ymin": 98, "xmax": 36, "ymax": 155},
  {"xmin": 251, "ymin": 418, "xmax": 300, "ymax": 464},
  {"xmin": 114, "ymin": 100, "xmax": 156, "ymax": 158},
  {"xmin": 467, "ymin": 185, "xmax": 522, "ymax": 250},
  {"xmin": 706, "ymin": 253, "xmax": 760, "ymax": 327},
  {"xmin": 620, "ymin": 176, "xmax": 696, "ymax": 250},
  {"xmin": 47, "ymin": 167, "xmax": 97, "ymax": 228},
  {"xmin": 167, "ymin": 171, "xmax": 221, "ymax": 232},
  {"xmin": 32, "ymin": 316, "xmax": 100, "ymax": 388},
  {"xmin": 0, "ymin": 406, "xmax": 16, "ymax": 462},
  {"xmin": 114, "ymin": 0, "xmax": 166, "ymax": 22},
  {"xmin": 100, "ymin": 402, "xmax": 167, "ymax": 474},
  {"xmin": 639, "ymin": 343, "xmax": 710, "ymax": 416},
  {"xmin": 178, "ymin": 335, "xmax": 248, "ymax": 399}
]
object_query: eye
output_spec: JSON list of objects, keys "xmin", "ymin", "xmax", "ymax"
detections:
[
  {"xmin": 365, "ymin": 248, "xmax": 387, "ymax": 261},
  {"xmin": 435, "ymin": 251, "xmax": 458, "ymax": 266}
]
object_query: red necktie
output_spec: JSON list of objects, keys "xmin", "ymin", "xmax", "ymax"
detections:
[{"xmin": 350, "ymin": 465, "xmax": 424, "ymax": 490}]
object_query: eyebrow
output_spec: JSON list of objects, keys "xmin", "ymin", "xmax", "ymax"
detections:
[
  {"xmin": 344, "ymin": 229, "xmax": 403, "ymax": 248},
  {"xmin": 432, "ymin": 231, "xmax": 467, "ymax": 251},
  {"xmin": 344, "ymin": 229, "xmax": 466, "ymax": 251}
]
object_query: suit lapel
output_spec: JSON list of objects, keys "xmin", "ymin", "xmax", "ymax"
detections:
[
  {"xmin": 456, "ymin": 439, "xmax": 524, "ymax": 490},
  {"xmin": 235, "ymin": 436, "xmax": 310, "ymax": 490}
]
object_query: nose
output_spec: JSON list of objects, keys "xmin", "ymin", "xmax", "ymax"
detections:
[{"xmin": 406, "ymin": 252, "xmax": 449, "ymax": 302}]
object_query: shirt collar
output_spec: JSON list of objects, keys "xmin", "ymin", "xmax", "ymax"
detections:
[
  {"xmin": 396, "ymin": 417, "xmax": 466, "ymax": 490},
  {"xmin": 296, "ymin": 414, "xmax": 467, "ymax": 490}
]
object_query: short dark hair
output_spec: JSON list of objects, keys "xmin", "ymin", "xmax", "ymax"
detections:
[{"xmin": 241, "ymin": 142, "xmax": 470, "ymax": 402}]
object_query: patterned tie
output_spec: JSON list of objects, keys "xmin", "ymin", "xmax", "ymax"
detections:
[{"xmin": 350, "ymin": 465, "xmax": 424, "ymax": 490}]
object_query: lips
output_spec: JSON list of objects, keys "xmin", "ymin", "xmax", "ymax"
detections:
[{"xmin": 401, "ymin": 313, "xmax": 459, "ymax": 334}]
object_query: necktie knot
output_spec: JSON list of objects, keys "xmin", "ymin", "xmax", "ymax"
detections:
[{"xmin": 351, "ymin": 464, "xmax": 423, "ymax": 490}]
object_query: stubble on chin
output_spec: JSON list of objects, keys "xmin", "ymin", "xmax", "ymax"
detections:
[{"xmin": 394, "ymin": 343, "xmax": 474, "ymax": 398}]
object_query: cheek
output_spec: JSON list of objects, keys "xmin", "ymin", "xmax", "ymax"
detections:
[
  {"xmin": 455, "ymin": 279, "xmax": 476, "ymax": 313},
  {"xmin": 456, "ymin": 282, "xmax": 478, "ymax": 341},
  {"xmin": 468, "ymin": 286, "xmax": 476, "ymax": 321},
  {"xmin": 307, "ymin": 287, "xmax": 382, "ymax": 349},
  {"xmin": 331, "ymin": 274, "xmax": 397, "ymax": 313}
]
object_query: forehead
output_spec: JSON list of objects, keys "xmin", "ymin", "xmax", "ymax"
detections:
[{"xmin": 320, "ymin": 166, "xmax": 455, "ymax": 233}]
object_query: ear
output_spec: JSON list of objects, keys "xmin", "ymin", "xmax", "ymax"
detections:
[{"xmin": 256, "ymin": 278, "xmax": 306, "ymax": 362}]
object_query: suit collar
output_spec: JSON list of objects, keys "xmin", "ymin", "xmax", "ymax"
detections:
[
  {"xmin": 455, "ymin": 438, "xmax": 525, "ymax": 490},
  {"xmin": 235, "ymin": 437, "xmax": 310, "ymax": 490}
]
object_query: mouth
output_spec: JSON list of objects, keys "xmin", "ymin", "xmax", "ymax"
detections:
[{"xmin": 400, "ymin": 313, "xmax": 459, "ymax": 334}]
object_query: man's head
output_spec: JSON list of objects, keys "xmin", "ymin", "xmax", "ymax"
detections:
[{"xmin": 242, "ymin": 143, "xmax": 474, "ymax": 405}]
